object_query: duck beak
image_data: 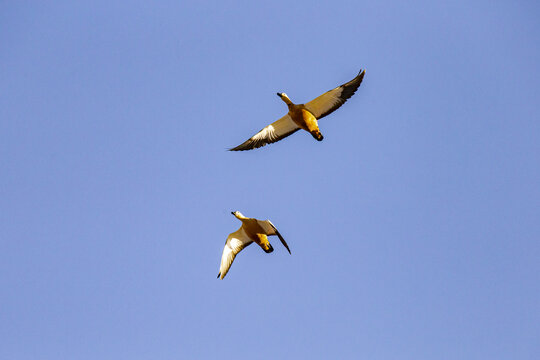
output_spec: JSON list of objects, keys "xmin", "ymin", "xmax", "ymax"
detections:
[
  {"xmin": 231, "ymin": 211, "xmax": 235, "ymax": 215},
  {"xmin": 276, "ymin": 92, "xmax": 282, "ymax": 97}
]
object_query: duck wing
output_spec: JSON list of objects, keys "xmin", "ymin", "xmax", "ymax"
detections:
[
  {"xmin": 218, "ymin": 228, "xmax": 253, "ymax": 279},
  {"xmin": 304, "ymin": 70, "xmax": 365, "ymax": 120}
]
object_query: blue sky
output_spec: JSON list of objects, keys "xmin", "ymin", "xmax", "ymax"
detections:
[{"xmin": 1, "ymin": 1, "xmax": 539, "ymax": 359}]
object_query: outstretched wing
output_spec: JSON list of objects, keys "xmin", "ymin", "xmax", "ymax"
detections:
[
  {"xmin": 218, "ymin": 228, "xmax": 253, "ymax": 279},
  {"xmin": 257, "ymin": 219, "xmax": 291, "ymax": 255},
  {"xmin": 229, "ymin": 115, "xmax": 300, "ymax": 151},
  {"xmin": 304, "ymin": 70, "xmax": 365, "ymax": 120}
]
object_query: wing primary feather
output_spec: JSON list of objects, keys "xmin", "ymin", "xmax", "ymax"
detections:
[{"xmin": 270, "ymin": 223, "xmax": 291, "ymax": 254}]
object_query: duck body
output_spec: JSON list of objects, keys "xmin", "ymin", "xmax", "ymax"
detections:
[
  {"xmin": 230, "ymin": 69, "xmax": 365, "ymax": 151},
  {"xmin": 217, "ymin": 211, "xmax": 291, "ymax": 279},
  {"xmin": 283, "ymin": 100, "xmax": 323, "ymax": 141}
]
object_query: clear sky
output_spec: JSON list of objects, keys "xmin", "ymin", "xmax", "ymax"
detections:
[{"xmin": 1, "ymin": 1, "xmax": 539, "ymax": 359}]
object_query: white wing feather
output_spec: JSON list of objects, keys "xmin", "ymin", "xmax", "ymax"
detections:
[
  {"xmin": 230, "ymin": 115, "xmax": 300, "ymax": 151},
  {"xmin": 218, "ymin": 228, "xmax": 253, "ymax": 279}
]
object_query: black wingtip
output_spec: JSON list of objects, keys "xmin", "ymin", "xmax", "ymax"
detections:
[
  {"xmin": 285, "ymin": 245, "xmax": 292, "ymax": 255},
  {"xmin": 357, "ymin": 69, "xmax": 366, "ymax": 80},
  {"xmin": 272, "ymin": 227, "xmax": 291, "ymax": 255},
  {"xmin": 228, "ymin": 144, "xmax": 253, "ymax": 152}
]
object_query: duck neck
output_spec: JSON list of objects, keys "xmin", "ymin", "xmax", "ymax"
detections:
[{"xmin": 281, "ymin": 95, "xmax": 294, "ymax": 107}]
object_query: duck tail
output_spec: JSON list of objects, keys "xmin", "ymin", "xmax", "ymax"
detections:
[{"xmin": 311, "ymin": 130, "xmax": 324, "ymax": 141}]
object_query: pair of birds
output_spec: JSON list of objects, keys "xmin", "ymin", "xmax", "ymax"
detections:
[{"xmin": 218, "ymin": 69, "xmax": 366, "ymax": 279}]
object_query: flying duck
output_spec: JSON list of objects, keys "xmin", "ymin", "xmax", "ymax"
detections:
[
  {"xmin": 217, "ymin": 211, "xmax": 291, "ymax": 279},
  {"xmin": 230, "ymin": 69, "xmax": 366, "ymax": 151}
]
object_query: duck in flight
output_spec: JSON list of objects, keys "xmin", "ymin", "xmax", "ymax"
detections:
[
  {"xmin": 230, "ymin": 69, "xmax": 366, "ymax": 151},
  {"xmin": 217, "ymin": 211, "xmax": 291, "ymax": 280}
]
